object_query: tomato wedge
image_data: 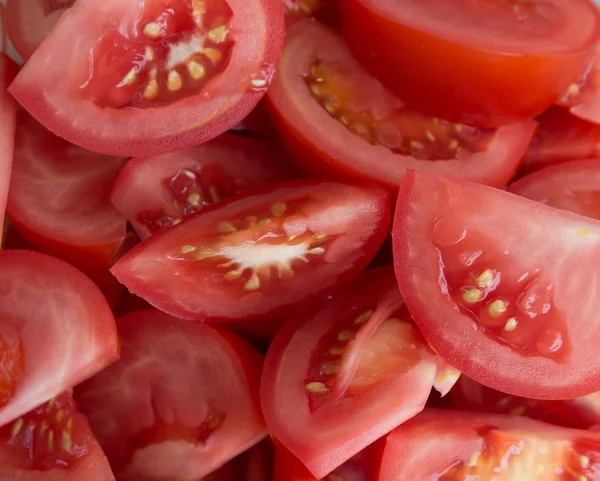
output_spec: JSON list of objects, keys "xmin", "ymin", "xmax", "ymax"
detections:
[
  {"xmin": 6, "ymin": 112, "xmax": 127, "ymax": 274},
  {"xmin": 450, "ymin": 375, "xmax": 600, "ymax": 430},
  {"xmin": 8, "ymin": 0, "xmax": 285, "ymax": 157},
  {"xmin": 267, "ymin": 21, "xmax": 536, "ymax": 193},
  {"xmin": 5, "ymin": 0, "xmax": 74, "ymax": 61},
  {"xmin": 0, "ymin": 250, "xmax": 118, "ymax": 428},
  {"xmin": 75, "ymin": 309, "xmax": 266, "ymax": 480},
  {"xmin": 111, "ymin": 133, "xmax": 290, "ymax": 239},
  {"xmin": 111, "ymin": 180, "xmax": 390, "ymax": 322},
  {"xmin": 261, "ymin": 266, "xmax": 438, "ymax": 478},
  {"xmin": 0, "ymin": 55, "xmax": 17, "ymax": 243},
  {"xmin": 510, "ymin": 159, "xmax": 600, "ymax": 219},
  {"xmin": 523, "ymin": 107, "xmax": 600, "ymax": 174},
  {"xmin": 0, "ymin": 393, "xmax": 115, "ymax": 480},
  {"xmin": 559, "ymin": 49, "xmax": 600, "ymax": 124},
  {"xmin": 393, "ymin": 170, "xmax": 600, "ymax": 399},
  {"xmin": 338, "ymin": 0, "xmax": 600, "ymax": 128},
  {"xmin": 379, "ymin": 409, "xmax": 600, "ymax": 480}
]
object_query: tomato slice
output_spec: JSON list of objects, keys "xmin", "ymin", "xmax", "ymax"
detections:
[
  {"xmin": 509, "ymin": 159, "xmax": 600, "ymax": 219},
  {"xmin": 6, "ymin": 112, "xmax": 127, "ymax": 274},
  {"xmin": 338, "ymin": 0, "xmax": 600, "ymax": 128},
  {"xmin": 8, "ymin": 0, "xmax": 285, "ymax": 157},
  {"xmin": 267, "ymin": 21, "xmax": 536, "ymax": 193},
  {"xmin": 379, "ymin": 409, "xmax": 600, "ymax": 480},
  {"xmin": 0, "ymin": 55, "xmax": 17, "ymax": 244},
  {"xmin": 75, "ymin": 309, "xmax": 266, "ymax": 480},
  {"xmin": 523, "ymin": 107, "xmax": 600, "ymax": 174},
  {"xmin": 0, "ymin": 250, "xmax": 118, "ymax": 428},
  {"xmin": 111, "ymin": 133, "xmax": 291, "ymax": 239},
  {"xmin": 5, "ymin": 0, "xmax": 74, "ymax": 61},
  {"xmin": 450, "ymin": 375, "xmax": 600, "ymax": 430},
  {"xmin": 558, "ymin": 49, "xmax": 600, "ymax": 124},
  {"xmin": 393, "ymin": 169, "xmax": 600, "ymax": 399},
  {"xmin": 261, "ymin": 266, "xmax": 438, "ymax": 478},
  {"xmin": 111, "ymin": 180, "xmax": 390, "ymax": 322},
  {"xmin": 0, "ymin": 392, "xmax": 115, "ymax": 480}
]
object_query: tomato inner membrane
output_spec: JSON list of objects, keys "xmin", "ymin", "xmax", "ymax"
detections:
[
  {"xmin": 305, "ymin": 60, "xmax": 491, "ymax": 159},
  {"xmin": 81, "ymin": 0, "xmax": 234, "ymax": 108},
  {"xmin": 3, "ymin": 393, "xmax": 89, "ymax": 470},
  {"xmin": 0, "ymin": 326, "xmax": 25, "ymax": 408}
]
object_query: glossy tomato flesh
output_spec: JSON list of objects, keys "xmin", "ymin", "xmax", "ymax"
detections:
[
  {"xmin": 339, "ymin": 0, "xmax": 600, "ymax": 127},
  {"xmin": 267, "ymin": 21, "xmax": 536, "ymax": 192},
  {"xmin": 393, "ymin": 170, "xmax": 600, "ymax": 399}
]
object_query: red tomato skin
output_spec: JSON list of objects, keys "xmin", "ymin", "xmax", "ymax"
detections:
[
  {"xmin": 0, "ymin": 56, "xmax": 17, "ymax": 243},
  {"xmin": 7, "ymin": 0, "xmax": 285, "ymax": 157},
  {"xmin": 338, "ymin": 0, "xmax": 600, "ymax": 128}
]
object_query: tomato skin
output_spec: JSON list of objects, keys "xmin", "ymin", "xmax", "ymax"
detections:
[
  {"xmin": 338, "ymin": 0, "xmax": 600, "ymax": 128},
  {"xmin": 267, "ymin": 21, "xmax": 537, "ymax": 194},
  {"xmin": 0, "ymin": 55, "xmax": 17, "ymax": 243},
  {"xmin": 8, "ymin": 0, "xmax": 285, "ymax": 157}
]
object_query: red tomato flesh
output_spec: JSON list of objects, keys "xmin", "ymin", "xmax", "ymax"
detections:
[
  {"xmin": 8, "ymin": 0, "xmax": 285, "ymax": 157},
  {"xmin": 111, "ymin": 133, "xmax": 291, "ymax": 239},
  {"xmin": 261, "ymin": 267, "xmax": 438, "ymax": 478},
  {"xmin": 559, "ymin": 49, "xmax": 600, "ymax": 125},
  {"xmin": 75, "ymin": 309, "xmax": 266, "ymax": 480},
  {"xmin": 267, "ymin": 21, "xmax": 536, "ymax": 192},
  {"xmin": 339, "ymin": 0, "xmax": 600, "ymax": 127},
  {"xmin": 393, "ymin": 170, "xmax": 600, "ymax": 399},
  {"xmin": 0, "ymin": 55, "xmax": 17, "ymax": 244},
  {"xmin": 111, "ymin": 180, "xmax": 390, "ymax": 322}
]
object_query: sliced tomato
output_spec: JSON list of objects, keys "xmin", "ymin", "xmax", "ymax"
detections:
[
  {"xmin": 0, "ymin": 55, "xmax": 17, "ymax": 243},
  {"xmin": 261, "ymin": 266, "xmax": 438, "ymax": 478},
  {"xmin": 450, "ymin": 375, "xmax": 600, "ymax": 430},
  {"xmin": 338, "ymin": 0, "xmax": 600, "ymax": 128},
  {"xmin": 111, "ymin": 133, "xmax": 291, "ymax": 239},
  {"xmin": 509, "ymin": 159, "xmax": 600, "ymax": 219},
  {"xmin": 111, "ymin": 180, "xmax": 390, "ymax": 322},
  {"xmin": 0, "ymin": 250, "xmax": 118, "ymax": 428},
  {"xmin": 523, "ymin": 107, "xmax": 600, "ymax": 174},
  {"xmin": 5, "ymin": 0, "xmax": 74, "ymax": 61},
  {"xmin": 75, "ymin": 309, "xmax": 266, "ymax": 480},
  {"xmin": 8, "ymin": 0, "xmax": 285, "ymax": 157},
  {"xmin": 379, "ymin": 409, "xmax": 600, "ymax": 480},
  {"xmin": 0, "ymin": 393, "xmax": 115, "ymax": 480},
  {"xmin": 559, "ymin": 49, "xmax": 600, "ymax": 124},
  {"xmin": 6, "ymin": 112, "xmax": 127, "ymax": 274},
  {"xmin": 267, "ymin": 21, "xmax": 536, "ymax": 193},
  {"xmin": 393, "ymin": 170, "xmax": 600, "ymax": 399}
]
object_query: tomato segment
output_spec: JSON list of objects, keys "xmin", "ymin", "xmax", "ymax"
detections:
[
  {"xmin": 111, "ymin": 180, "xmax": 390, "ymax": 322},
  {"xmin": 0, "ymin": 55, "xmax": 17, "ymax": 243},
  {"xmin": 393, "ymin": 170, "xmax": 600, "ymax": 399}
]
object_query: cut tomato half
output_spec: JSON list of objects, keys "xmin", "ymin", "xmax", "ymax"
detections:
[
  {"xmin": 267, "ymin": 21, "xmax": 536, "ymax": 193},
  {"xmin": 450, "ymin": 375, "xmax": 600, "ymax": 430},
  {"xmin": 75, "ymin": 309, "xmax": 266, "ymax": 480},
  {"xmin": 0, "ymin": 250, "xmax": 118, "ymax": 428},
  {"xmin": 7, "ymin": 112, "xmax": 127, "ymax": 274},
  {"xmin": 111, "ymin": 180, "xmax": 390, "ymax": 322},
  {"xmin": 393, "ymin": 170, "xmax": 600, "ymax": 399},
  {"xmin": 0, "ymin": 393, "xmax": 115, "ymax": 480},
  {"xmin": 111, "ymin": 133, "xmax": 291, "ymax": 239},
  {"xmin": 379, "ymin": 409, "xmax": 600, "ymax": 480},
  {"xmin": 510, "ymin": 159, "xmax": 600, "ymax": 219},
  {"xmin": 8, "ymin": 0, "xmax": 285, "ymax": 157},
  {"xmin": 559, "ymin": 49, "xmax": 600, "ymax": 124},
  {"xmin": 0, "ymin": 55, "xmax": 17, "ymax": 243},
  {"xmin": 261, "ymin": 266, "xmax": 438, "ymax": 478},
  {"xmin": 338, "ymin": 0, "xmax": 600, "ymax": 127}
]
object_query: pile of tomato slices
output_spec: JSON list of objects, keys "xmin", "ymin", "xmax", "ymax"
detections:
[{"xmin": 4, "ymin": 0, "xmax": 600, "ymax": 479}]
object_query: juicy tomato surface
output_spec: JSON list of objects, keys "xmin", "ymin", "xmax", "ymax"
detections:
[
  {"xmin": 0, "ymin": 55, "xmax": 16, "ymax": 243},
  {"xmin": 267, "ymin": 21, "xmax": 536, "ymax": 193},
  {"xmin": 510, "ymin": 159, "xmax": 600, "ymax": 219},
  {"xmin": 8, "ymin": 0, "xmax": 285, "ymax": 157},
  {"xmin": 7, "ymin": 112, "xmax": 128, "ymax": 274},
  {"xmin": 261, "ymin": 266, "xmax": 438, "ymax": 478},
  {"xmin": 523, "ymin": 107, "xmax": 600, "ymax": 174},
  {"xmin": 5, "ymin": 0, "xmax": 74, "ymax": 61},
  {"xmin": 559, "ymin": 49, "xmax": 600, "ymax": 124},
  {"xmin": 0, "ymin": 393, "xmax": 115, "ymax": 480},
  {"xmin": 451, "ymin": 375, "xmax": 600, "ymax": 430},
  {"xmin": 393, "ymin": 170, "xmax": 600, "ymax": 399},
  {"xmin": 111, "ymin": 133, "xmax": 290, "ymax": 239},
  {"xmin": 0, "ymin": 250, "xmax": 118, "ymax": 429},
  {"xmin": 338, "ymin": 0, "xmax": 600, "ymax": 127},
  {"xmin": 111, "ymin": 180, "xmax": 391, "ymax": 322},
  {"xmin": 75, "ymin": 309, "xmax": 267, "ymax": 481},
  {"xmin": 379, "ymin": 409, "xmax": 600, "ymax": 480}
]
